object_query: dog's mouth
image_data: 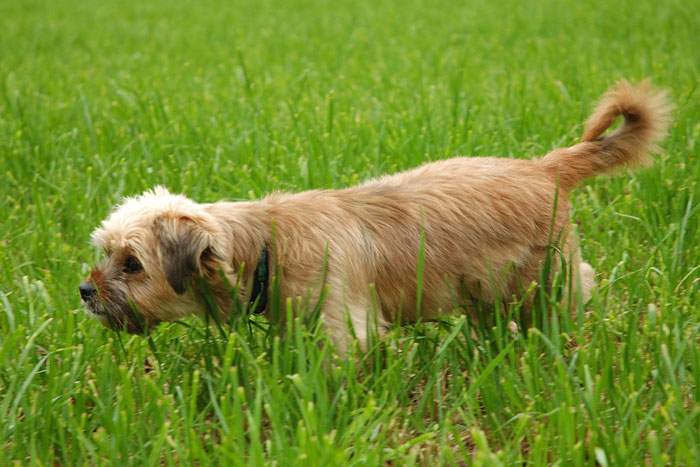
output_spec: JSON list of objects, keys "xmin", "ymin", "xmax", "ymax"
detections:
[
  {"xmin": 82, "ymin": 298, "xmax": 151, "ymax": 335},
  {"xmin": 82, "ymin": 298, "xmax": 108, "ymax": 317}
]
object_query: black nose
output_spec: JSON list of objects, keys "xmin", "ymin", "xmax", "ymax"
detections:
[{"xmin": 79, "ymin": 282, "xmax": 96, "ymax": 301}]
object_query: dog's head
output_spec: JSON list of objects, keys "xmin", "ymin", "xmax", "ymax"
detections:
[{"xmin": 81, "ymin": 186, "xmax": 232, "ymax": 334}]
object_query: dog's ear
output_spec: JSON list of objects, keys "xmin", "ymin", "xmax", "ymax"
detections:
[{"xmin": 154, "ymin": 215, "xmax": 215, "ymax": 294}]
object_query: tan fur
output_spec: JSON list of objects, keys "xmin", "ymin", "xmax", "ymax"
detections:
[
  {"xmin": 542, "ymin": 80, "xmax": 673, "ymax": 189},
  {"xmin": 82, "ymin": 80, "xmax": 672, "ymax": 352}
]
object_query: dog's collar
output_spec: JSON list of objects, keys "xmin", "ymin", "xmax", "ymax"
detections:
[{"xmin": 249, "ymin": 246, "xmax": 269, "ymax": 314}]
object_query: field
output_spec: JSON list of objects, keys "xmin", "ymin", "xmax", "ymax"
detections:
[{"xmin": 1, "ymin": 0, "xmax": 699, "ymax": 464}]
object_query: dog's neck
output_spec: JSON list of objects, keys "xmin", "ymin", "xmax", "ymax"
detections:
[{"xmin": 203, "ymin": 201, "xmax": 272, "ymax": 312}]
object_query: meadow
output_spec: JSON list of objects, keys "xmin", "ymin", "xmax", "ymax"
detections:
[{"xmin": 1, "ymin": 0, "xmax": 699, "ymax": 464}]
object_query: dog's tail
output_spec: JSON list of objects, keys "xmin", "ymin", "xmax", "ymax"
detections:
[{"xmin": 541, "ymin": 80, "xmax": 673, "ymax": 190}]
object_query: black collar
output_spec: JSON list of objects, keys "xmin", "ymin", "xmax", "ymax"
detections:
[{"xmin": 248, "ymin": 246, "xmax": 269, "ymax": 314}]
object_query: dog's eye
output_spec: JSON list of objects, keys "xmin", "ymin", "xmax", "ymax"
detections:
[{"xmin": 123, "ymin": 256, "xmax": 143, "ymax": 274}]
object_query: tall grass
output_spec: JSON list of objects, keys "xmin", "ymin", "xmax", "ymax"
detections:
[{"xmin": 1, "ymin": 0, "xmax": 699, "ymax": 464}]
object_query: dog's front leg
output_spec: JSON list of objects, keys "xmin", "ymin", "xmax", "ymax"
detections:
[{"xmin": 319, "ymin": 288, "xmax": 388, "ymax": 354}]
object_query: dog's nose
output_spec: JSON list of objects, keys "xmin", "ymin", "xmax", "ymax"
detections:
[{"xmin": 79, "ymin": 282, "xmax": 96, "ymax": 301}]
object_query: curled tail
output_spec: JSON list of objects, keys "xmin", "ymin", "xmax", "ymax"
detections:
[{"xmin": 542, "ymin": 80, "xmax": 673, "ymax": 189}]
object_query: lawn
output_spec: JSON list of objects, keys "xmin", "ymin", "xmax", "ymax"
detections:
[{"xmin": 1, "ymin": 0, "xmax": 699, "ymax": 464}]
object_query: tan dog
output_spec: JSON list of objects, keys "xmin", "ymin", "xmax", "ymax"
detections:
[{"xmin": 80, "ymin": 81, "xmax": 671, "ymax": 351}]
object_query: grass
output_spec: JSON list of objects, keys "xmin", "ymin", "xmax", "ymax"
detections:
[{"xmin": 1, "ymin": 0, "xmax": 699, "ymax": 464}]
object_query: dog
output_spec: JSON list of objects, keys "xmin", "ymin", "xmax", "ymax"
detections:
[{"xmin": 80, "ymin": 80, "xmax": 671, "ymax": 352}]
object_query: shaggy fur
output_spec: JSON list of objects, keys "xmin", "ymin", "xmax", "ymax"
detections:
[{"xmin": 81, "ymin": 80, "xmax": 672, "ymax": 352}]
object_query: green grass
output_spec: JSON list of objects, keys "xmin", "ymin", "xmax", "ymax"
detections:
[{"xmin": 1, "ymin": 0, "xmax": 699, "ymax": 464}]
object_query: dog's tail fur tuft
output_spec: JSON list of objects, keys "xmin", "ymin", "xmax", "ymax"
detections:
[{"xmin": 542, "ymin": 80, "xmax": 673, "ymax": 189}]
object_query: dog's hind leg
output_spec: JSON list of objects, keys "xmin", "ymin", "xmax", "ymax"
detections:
[
  {"xmin": 578, "ymin": 261, "xmax": 596, "ymax": 302},
  {"xmin": 563, "ymin": 228, "xmax": 596, "ymax": 319}
]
